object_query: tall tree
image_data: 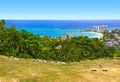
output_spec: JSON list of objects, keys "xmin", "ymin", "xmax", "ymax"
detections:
[{"xmin": 0, "ymin": 20, "xmax": 6, "ymax": 32}]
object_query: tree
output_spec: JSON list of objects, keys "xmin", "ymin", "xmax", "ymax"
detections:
[{"xmin": 0, "ymin": 20, "xmax": 6, "ymax": 31}]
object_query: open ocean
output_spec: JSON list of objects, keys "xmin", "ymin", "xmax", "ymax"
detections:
[{"xmin": 5, "ymin": 20, "xmax": 120, "ymax": 38}]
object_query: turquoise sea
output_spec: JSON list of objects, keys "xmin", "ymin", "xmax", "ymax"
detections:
[{"xmin": 5, "ymin": 20, "xmax": 120, "ymax": 38}]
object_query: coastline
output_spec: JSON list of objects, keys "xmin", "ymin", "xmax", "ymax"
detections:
[
  {"xmin": 70, "ymin": 31, "xmax": 103, "ymax": 39},
  {"xmin": 87, "ymin": 32, "xmax": 103, "ymax": 39},
  {"xmin": 5, "ymin": 20, "xmax": 120, "ymax": 39},
  {"xmin": 24, "ymin": 28, "xmax": 103, "ymax": 39},
  {"xmin": 37, "ymin": 29, "xmax": 104, "ymax": 39}
]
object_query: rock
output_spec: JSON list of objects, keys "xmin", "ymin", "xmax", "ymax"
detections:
[
  {"xmin": 43, "ymin": 60, "xmax": 47, "ymax": 63},
  {"xmin": 61, "ymin": 62, "xmax": 66, "ymax": 65},
  {"xmin": 50, "ymin": 61, "xmax": 55, "ymax": 64},
  {"xmin": 102, "ymin": 68, "xmax": 108, "ymax": 71},
  {"xmin": 32, "ymin": 73, "xmax": 39, "ymax": 76},
  {"xmin": 91, "ymin": 68, "xmax": 97, "ymax": 71}
]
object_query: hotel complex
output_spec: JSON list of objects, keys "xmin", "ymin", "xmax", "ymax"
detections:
[{"xmin": 91, "ymin": 25, "xmax": 108, "ymax": 33}]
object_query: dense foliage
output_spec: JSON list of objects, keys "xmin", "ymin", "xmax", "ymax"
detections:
[{"xmin": 0, "ymin": 20, "xmax": 119, "ymax": 62}]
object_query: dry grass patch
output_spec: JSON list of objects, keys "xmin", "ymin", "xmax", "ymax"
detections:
[{"xmin": 0, "ymin": 56, "xmax": 120, "ymax": 82}]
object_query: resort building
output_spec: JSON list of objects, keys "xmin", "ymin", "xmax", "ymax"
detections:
[
  {"xmin": 67, "ymin": 34, "xmax": 72, "ymax": 39},
  {"xmin": 91, "ymin": 25, "xmax": 108, "ymax": 33}
]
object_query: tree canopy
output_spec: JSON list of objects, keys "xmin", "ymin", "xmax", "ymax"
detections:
[{"xmin": 0, "ymin": 20, "xmax": 119, "ymax": 62}]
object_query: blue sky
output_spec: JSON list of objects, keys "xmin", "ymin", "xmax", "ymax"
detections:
[{"xmin": 0, "ymin": 0, "xmax": 120, "ymax": 20}]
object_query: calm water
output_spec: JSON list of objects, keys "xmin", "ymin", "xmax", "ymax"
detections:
[{"xmin": 5, "ymin": 20, "xmax": 120, "ymax": 38}]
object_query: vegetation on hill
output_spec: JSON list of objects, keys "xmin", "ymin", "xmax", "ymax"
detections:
[{"xmin": 0, "ymin": 20, "xmax": 120, "ymax": 62}]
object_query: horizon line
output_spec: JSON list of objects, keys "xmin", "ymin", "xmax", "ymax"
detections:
[{"xmin": 1, "ymin": 19, "xmax": 120, "ymax": 21}]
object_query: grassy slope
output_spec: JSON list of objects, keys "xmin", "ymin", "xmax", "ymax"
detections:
[{"xmin": 0, "ymin": 56, "xmax": 120, "ymax": 82}]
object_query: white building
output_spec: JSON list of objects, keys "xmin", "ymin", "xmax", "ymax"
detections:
[{"xmin": 91, "ymin": 25, "xmax": 108, "ymax": 33}]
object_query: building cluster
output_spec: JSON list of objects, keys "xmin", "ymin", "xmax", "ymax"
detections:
[
  {"xmin": 91, "ymin": 25, "xmax": 108, "ymax": 33},
  {"xmin": 105, "ymin": 29, "xmax": 120, "ymax": 47},
  {"xmin": 111, "ymin": 34, "xmax": 120, "ymax": 40},
  {"xmin": 105, "ymin": 39, "xmax": 119, "ymax": 47}
]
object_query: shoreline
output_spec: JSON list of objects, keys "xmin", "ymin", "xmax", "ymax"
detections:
[
  {"xmin": 87, "ymin": 32, "xmax": 103, "ymax": 38},
  {"xmin": 75, "ymin": 31, "xmax": 103, "ymax": 39},
  {"xmin": 39, "ymin": 30, "xmax": 103, "ymax": 39}
]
